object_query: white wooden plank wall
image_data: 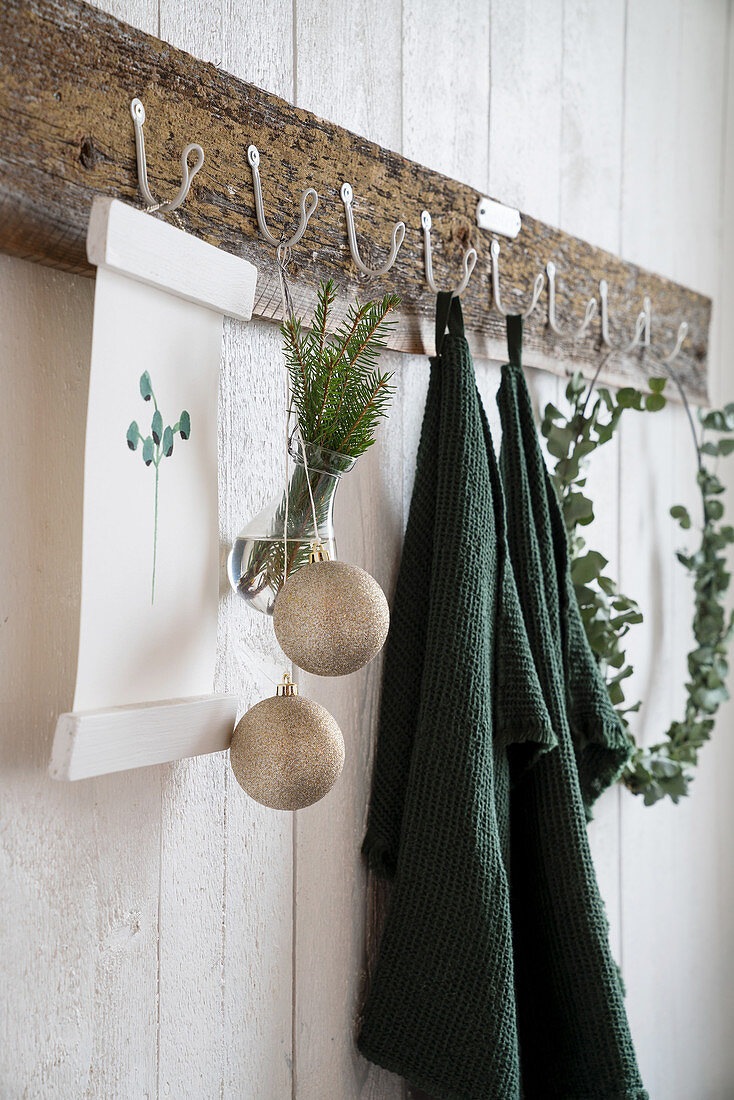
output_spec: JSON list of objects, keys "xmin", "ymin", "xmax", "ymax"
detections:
[{"xmin": 2, "ymin": 1, "xmax": 734, "ymax": 1098}]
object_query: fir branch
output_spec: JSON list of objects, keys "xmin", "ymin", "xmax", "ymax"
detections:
[
  {"xmin": 307, "ymin": 278, "xmax": 336, "ymax": 363},
  {"xmin": 338, "ymin": 376, "xmax": 393, "ymax": 456},
  {"xmin": 282, "ymin": 281, "xmax": 399, "ymax": 459},
  {"xmin": 318, "ymin": 294, "xmax": 399, "ymax": 447}
]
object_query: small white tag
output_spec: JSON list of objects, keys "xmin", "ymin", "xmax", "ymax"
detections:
[{"xmin": 476, "ymin": 197, "xmax": 521, "ymax": 239}]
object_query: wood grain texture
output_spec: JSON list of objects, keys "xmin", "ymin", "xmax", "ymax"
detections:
[
  {"xmin": 0, "ymin": 0, "xmax": 711, "ymax": 399},
  {"xmin": 154, "ymin": 2, "xmax": 295, "ymax": 1098},
  {"xmin": 293, "ymin": 4, "xmax": 407, "ymax": 1097},
  {"xmin": 3, "ymin": 1, "xmax": 734, "ymax": 1097},
  {"xmin": 488, "ymin": 0, "xmax": 563, "ymax": 225},
  {"xmin": 557, "ymin": 0, "xmax": 626, "ymax": 962},
  {"xmin": 0, "ymin": 256, "xmax": 161, "ymax": 1097},
  {"xmin": 618, "ymin": 6, "xmax": 733, "ymax": 1098}
]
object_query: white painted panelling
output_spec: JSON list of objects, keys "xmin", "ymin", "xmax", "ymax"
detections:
[
  {"xmin": 295, "ymin": 0, "xmax": 402, "ymax": 150},
  {"xmin": 3, "ymin": 1, "xmax": 734, "ymax": 1097},
  {"xmin": 710, "ymin": 17, "xmax": 734, "ymax": 1096},
  {"xmin": 154, "ymin": 2, "xmax": 296, "ymax": 1097},
  {"xmin": 402, "ymin": 0, "xmax": 490, "ymax": 191},
  {"xmin": 0, "ymin": 257, "xmax": 162, "ymax": 1096},
  {"xmin": 560, "ymin": 0, "xmax": 626, "ymax": 253},
  {"xmin": 489, "ymin": 0, "xmax": 563, "ymax": 224},
  {"xmin": 619, "ymin": 6, "xmax": 731, "ymax": 1098},
  {"xmin": 293, "ymin": 5, "xmax": 405, "ymax": 1097}
]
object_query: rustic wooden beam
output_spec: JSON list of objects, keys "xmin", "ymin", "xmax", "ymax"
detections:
[{"xmin": 0, "ymin": 0, "xmax": 711, "ymax": 400}]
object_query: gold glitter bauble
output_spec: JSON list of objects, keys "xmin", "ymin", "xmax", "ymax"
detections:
[
  {"xmin": 230, "ymin": 678, "xmax": 344, "ymax": 810},
  {"xmin": 273, "ymin": 557, "xmax": 390, "ymax": 677}
]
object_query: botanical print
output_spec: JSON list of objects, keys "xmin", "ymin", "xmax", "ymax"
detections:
[{"xmin": 126, "ymin": 371, "xmax": 191, "ymax": 603}]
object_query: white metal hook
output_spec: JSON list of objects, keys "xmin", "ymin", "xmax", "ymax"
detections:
[
  {"xmin": 247, "ymin": 145, "xmax": 318, "ymax": 249},
  {"xmin": 545, "ymin": 261, "xmax": 597, "ymax": 339},
  {"xmin": 421, "ymin": 210, "xmax": 477, "ymax": 297},
  {"xmin": 657, "ymin": 321, "xmax": 689, "ymax": 365},
  {"xmin": 130, "ymin": 98, "xmax": 204, "ymax": 213},
  {"xmin": 340, "ymin": 182, "xmax": 406, "ymax": 277},
  {"xmin": 490, "ymin": 238, "xmax": 544, "ymax": 319},
  {"xmin": 599, "ymin": 279, "xmax": 650, "ymax": 352}
]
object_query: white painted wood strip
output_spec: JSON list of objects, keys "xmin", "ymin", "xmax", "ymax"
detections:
[
  {"xmin": 218, "ymin": 318, "xmax": 294, "ymax": 1100},
  {"xmin": 0, "ymin": 253, "xmax": 161, "ymax": 1096},
  {"xmin": 154, "ymin": 2, "xmax": 296, "ymax": 1095},
  {"xmin": 557, "ymin": 0, "xmax": 626, "ymax": 963},
  {"xmin": 294, "ymin": 3, "xmax": 406, "ymax": 1098},
  {"xmin": 620, "ymin": 6, "xmax": 731, "ymax": 1099},
  {"xmin": 560, "ymin": 0, "xmax": 626, "ymax": 254},
  {"xmin": 49, "ymin": 693, "xmax": 238, "ymax": 780},
  {"xmin": 86, "ymin": 196, "xmax": 258, "ymax": 321},
  {"xmin": 488, "ymin": 0, "xmax": 563, "ymax": 226}
]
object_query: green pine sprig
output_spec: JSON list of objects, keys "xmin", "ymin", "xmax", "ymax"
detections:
[{"xmin": 281, "ymin": 280, "xmax": 400, "ymax": 458}]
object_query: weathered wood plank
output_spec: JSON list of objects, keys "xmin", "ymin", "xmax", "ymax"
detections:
[{"xmin": 0, "ymin": 0, "xmax": 711, "ymax": 399}]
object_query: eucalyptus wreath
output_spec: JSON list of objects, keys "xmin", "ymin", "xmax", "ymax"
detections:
[{"xmin": 541, "ymin": 366, "xmax": 734, "ymax": 806}]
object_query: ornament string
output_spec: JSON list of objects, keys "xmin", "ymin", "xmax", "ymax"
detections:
[{"xmin": 276, "ymin": 243, "xmax": 321, "ymax": 580}]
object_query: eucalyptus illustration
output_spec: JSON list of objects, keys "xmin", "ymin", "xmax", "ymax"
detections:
[{"xmin": 126, "ymin": 371, "xmax": 191, "ymax": 604}]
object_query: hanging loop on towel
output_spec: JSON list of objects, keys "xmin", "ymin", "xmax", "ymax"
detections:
[
  {"xmin": 599, "ymin": 279, "xmax": 650, "ymax": 352},
  {"xmin": 130, "ymin": 99, "xmax": 204, "ymax": 213},
  {"xmin": 490, "ymin": 238, "xmax": 544, "ymax": 319},
  {"xmin": 421, "ymin": 211, "xmax": 477, "ymax": 297},
  {"xmin": 545, "ymin": 261, "xmax": 597, "ymax": 339},
  {"xmin": 434, "ymin": 291, "xmax": 465, "ymax": 356},
  {"xmin": 656, "ymin": 320, "xmax": 689, "ymax": 364},
  {"xmin": 248, "ymin": 145, "xmax": 319, "ymax": 249},
  {"xmin": 340, "ymin": 182, "xmax": 406, "ymax": 277}
]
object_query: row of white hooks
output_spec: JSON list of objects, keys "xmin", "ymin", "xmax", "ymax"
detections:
[{"xmin": 131, "ymin": 98, "xmax": 688, "ymax": 364}]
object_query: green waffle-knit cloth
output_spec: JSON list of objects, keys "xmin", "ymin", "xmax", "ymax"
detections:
[{"xmin": 357, "ymin": 297, "xmax": 646, "ymax": 1100}]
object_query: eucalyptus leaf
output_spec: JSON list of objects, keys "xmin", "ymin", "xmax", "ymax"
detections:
[
  {"xmin": 162, "ymin": 425, "xmax": 174, "ymax": 458},
  {"xmin": 617, "ymin": 387, "xmax": 640, "ymax": 409},
  {"xmin": 571, "ymin": 551, "xmax": 608, "ymax": 585},
  {"xmin": 670, "ymin": 505, "xmax": 691, "ymax": 529},
  {"xmin": 563, "ymin": 492, "xmax": 594, "ymax": 526},
  {"xmin": 140, "ymin": 371, "xmax": 153, "ymax": 402}
]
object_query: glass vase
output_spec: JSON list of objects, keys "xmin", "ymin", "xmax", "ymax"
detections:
[{"xmin": 227, "ymin": 441, "xmax": 356, "ymax": 615}]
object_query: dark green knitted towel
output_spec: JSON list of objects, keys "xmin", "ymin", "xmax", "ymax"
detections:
[
  {"xmin": 357, "ymin": 297, "xmax": 646, "ymax": 1100},
  {"xmin": 497, "ymin": 315, "xmax": 645, "ymax": 1099}
]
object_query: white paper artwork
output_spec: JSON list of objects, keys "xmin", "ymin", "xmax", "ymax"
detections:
[{"xmin": 72, "ymin": 268, "xmax": 221, "ymax": 711}]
